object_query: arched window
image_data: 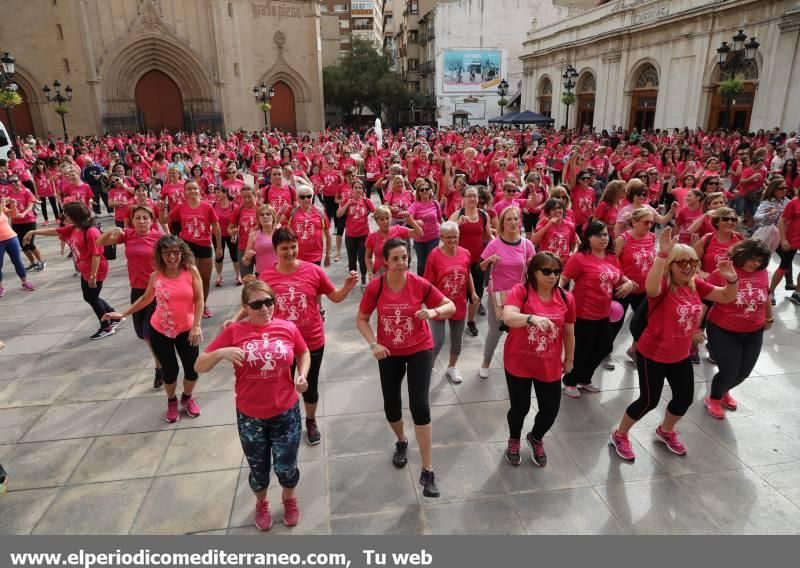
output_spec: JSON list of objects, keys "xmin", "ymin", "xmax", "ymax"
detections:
[
  {"xmin": 576, "ymin": 72, "xmax": 596, "ymax": 128},
  {"xmin": 630, "ymin": 63, "xmax": 659, "ymax": 131},
  {"xmin": 538, "ymin": 77, "xmax": 552, "ymax": 118}
]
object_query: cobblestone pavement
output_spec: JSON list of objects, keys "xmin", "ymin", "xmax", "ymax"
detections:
[{"xmin": 2, "ymin": 211, "xmax": 800, "ymax": 535}]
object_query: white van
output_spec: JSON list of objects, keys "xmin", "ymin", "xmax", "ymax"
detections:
[{"xmin": 0, "ymin": 120, "xmax": 11, "ymax": 161}]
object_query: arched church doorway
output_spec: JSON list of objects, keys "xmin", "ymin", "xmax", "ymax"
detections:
[{"xmin": 135, "ymin": 70, "xmax": 184, "ymax": 132}]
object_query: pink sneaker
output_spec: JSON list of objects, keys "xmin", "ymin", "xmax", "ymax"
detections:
[
  {"xmin": 609, "ymin": 430, "xmax": 635, "ymax": 461},
  {"xmin": 0, "ymin": 287, "xmax": 5, "ymax": 298},
  {"xmin": 704, "ymin": 396, "xmax": 725, "ymax": 419},
  {"xmin": 655, "ymin": 426, "xmax": 687, "ymax": 455},
  {"xmin": 283, "ymin": 497, "xmax": 301, "ymax": 526},
  {"xmin": 166, "ymin": 399, "xmax": 180, "ymax": 423},
  {"xmin": 254, "ymin": 500, "xmax": 273, "ymax": 531},
  {"xmin": 181, "ymin": 395, "xmax": 201, "ymax": 418},
  {"xmin": 202, "ymin": 307, "xmax": 213, "ymax": 318},
  {"xmin": 721, "ymin": 391, "xmax": 738, "ymax": 410},
  {"xmin": 21, "ymin": 281, "xmax": 36, "ymax": 291}
]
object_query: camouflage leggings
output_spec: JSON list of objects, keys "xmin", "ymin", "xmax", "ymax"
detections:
[{"xmin": 237, "ymin": 403, "xmax": 301, "ymax": 493}]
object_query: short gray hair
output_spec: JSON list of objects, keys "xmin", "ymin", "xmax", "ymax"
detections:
[
  {"xmin": 439, "ymin": 221, "xmax": 460, "ymax": 236},
  {"xmin": 296, "ymin": 184, "xmax": 314, "ymax": 196}
]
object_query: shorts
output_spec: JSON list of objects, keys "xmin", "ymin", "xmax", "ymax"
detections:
[
  {"xmin": 187, "ymin": 241, "xmax": 213, "ymax": 259},
  {"xmin": 131, "ymin": 287, "xmax": 156, "ymax": 340},
  {"xmin": 778, "ymin": 246, "xmax": 797, "ymax": 270},
  {"xmin": 12, "ymin": 222, "xmax": 37, "ymax": 252},
  {"xmin": 215, "ymin": 236, "xmax": 239, "ymax": 262}
]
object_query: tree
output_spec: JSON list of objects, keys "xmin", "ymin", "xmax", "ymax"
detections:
[{"xmin": 323, "ymin": 38, "xmax": 414, "ymax": 128}]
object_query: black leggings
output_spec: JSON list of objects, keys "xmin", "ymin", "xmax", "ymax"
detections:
[
  {"xmin": 378, "ymin": 349, "xmax": 433, "ymax": 426},
  {"xmin": 40, "ymin": 196, "xmax": 61, "ymax": 221},
  {"xmin": 91, "ymin": 185, "xmax": 111, "ymax": 214},
  {"xmin": 149, "ymin": 327, "xmax": 200, "ymax": 385},
  {"xmin": 625, "ymin": 352, "xmax": 694, "ymax": 420},
  {"xmin": 562, "ymin": 317, "xmax": 613, "ymax": 387},
  {"xmin": 470, "ymin": 261, "xmax": 486, "ymax": 302},
  {"xmin": 291, "ymin": 346, "xmax": 325, "ymax": 405},
  {"xmin": 80, "ymin": 277, "xmax": 115, "ymax": 323},
  {"xmin": 505, "ymin": 371, "xmax": 561, "ymax": 441},
  {"xmin": 611, "ymin": 292, "xmax": 646, "ymax": 341},
  {"xmin": 345, "ymin": 235, "xmax": 367, "ymax": 277},
  {"xmin": 706, "ymin": 322, "xmax": 763, "ymax": 400},
  {"xmin": 215, "ymin": 236, "xmax": 239, "ymax": 263}
]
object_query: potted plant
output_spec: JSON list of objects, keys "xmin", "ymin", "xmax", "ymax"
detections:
[
  {"xmin": 560, "ymin": 92, "xmax": 576, "ymax": 106},
  {"xmin": 0, "ymin": 89, "xmax": 22, "ymax": 108},
  {"xmin": 259, "ymin": 102, "xmax": 272, "ymax": 113},
  {"xmin": 55, "ymin": 105, "xmax": 70, "ymax": 115},
  {"xmin": 719, "ymin": 78, "xmax": 744, "ymax": 99}
]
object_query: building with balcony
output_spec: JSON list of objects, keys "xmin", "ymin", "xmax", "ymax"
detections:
[{"xmin": 321, "ymin": 0, "xmax": 384, "ymax": 54}]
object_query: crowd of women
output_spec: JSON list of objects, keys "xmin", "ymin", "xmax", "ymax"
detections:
[{"xmin": 0, "ymin": 123, "xmax": 797, "ymax": 529}]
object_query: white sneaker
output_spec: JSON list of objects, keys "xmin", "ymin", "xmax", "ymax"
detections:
[
  {"xmin": 478, "ymin": 367, "xmax": 490, "ymax": 379},
  {"xmin": 602, "ymin": 356, "xmax": 615, "ymax": 370},
  {"xmin": 446, "ymin": 367, "xmax": 463, "ymax": 384},
  {"xmin": 564, "ymin": 386, "xmax": 580, "ymax": 398},
  {"xmin": 578, "ymin": 383, "xmax": 601, "ymax": 393}
]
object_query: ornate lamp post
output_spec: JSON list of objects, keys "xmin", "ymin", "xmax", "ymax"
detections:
[
  {"xmin": 43, "ymin": 80, "xmax": 73, "ymax": 140},
  {"xmin": 561, "ymin": 64, "xmax": 578, "ymax": 130},
  {"xmin": 0, "ymin": 52, "xmax": 19, "ymax": 148},
  {"xmin": 497, "ymin": 78, "xmax": 509, "ymax": 116},
  {"xmin": 716, "ymin": 30, "xmax": 760, "ymax": 130},
  {"xmin": 253, "ymin": 82, "xmax": 275, "ymax": 130}
]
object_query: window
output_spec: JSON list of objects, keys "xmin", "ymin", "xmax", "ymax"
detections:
[
  {"xmin": 409, "ymin": 1, "xmax": 418, "ymax": 15},
  {"xmin": 408, "ymin": 59, "xmax": 418, "ymax": 70},
  {"xmin": 227, "ymin": 2, "xmax": 233, "ymax": 17},
  {"xmin": 56, "ymin": 24, "xmax": 64, "ymax": 39},
  {"xmin": 353, "ymin": 18, "xmax": 372, "ymax": 30},
  {"xmin": 320, "ymin": 4, "xmax": 328, "ymax": 12},
  {"xmin": 234, "ymin": 62, "xmax": 240, "ymax": 78},
  {"xmin": 385, "ymin": 15, "xmax": 393, "ymax": 26},
  {"xmin": 340, "ymin": 38, "xmax": 350, "ymax": 44},
  {"xmin": 408, "ymin": 30, "xmax": 418, "ymax": 43},
  {"xmin": 339, "ymin": 19, "xmax": 349, "ymax": 28},
  {"xmin": 334, "ymin": 4, "xmax": 348, "ymax": 12},
  {"xmin": 62, "ymin": 58, "xmax": 70, "ymax": 73},
  {"xmin": 352, "ymin": 1, "xmax": 373, "ymax": 10}
]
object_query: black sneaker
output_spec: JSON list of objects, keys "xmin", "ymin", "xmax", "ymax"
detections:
[
  {"xmin": 526, "ymin": 432, "xmax": 547, "ymax": 467},
  {"xmin": 306, "ymin": 418, "xmax": 321, "ymax": 446},
  {"xmin": 770, "ymin": 294, "xmax": 777, "ymax": 306},
  {"xmin": 24, "ymin": 261, "xmax": 37, "ymax": 271},
  {"xmin": 505, "ymin": 438, "xmax": 521, "ymax": 466},
  {"xmin": 109, "ymin": 317, "xmax": 126, "ymax": 329},
  {"xmin": 153, "ymin": 368, "xmax": 164, "ymax": 389},
  {"xmin": 791, "ymin": 293, "xmax": 800, "ymax": 306},
  {"xmin": 35, "ymin": 261, "xmax": 47, "ymax": 272},
  {"xmin": 392, "ymin": 439, "xmax": 408, "ymax": 468},
  {"xmin": 90, "ymin": 326, "xmax": 115, "ymax": 340},
  {"xmin": 466, "ymin": 321, "xmax": 479, "ymax": 336},
  {"xmin": 478, "ymin": 304, "xmax": 486, "ymax": 316},
  {"xmin": 419, "ymin": 469, "xmax": 440, "ymax": 498}
]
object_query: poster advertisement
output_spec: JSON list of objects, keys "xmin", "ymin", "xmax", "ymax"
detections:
[{"xmin": 442, "ymin": 49, "xmax": 502, "ymax": 93}]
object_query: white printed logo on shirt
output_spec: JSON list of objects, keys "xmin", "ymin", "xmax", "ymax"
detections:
[
  {"xmin": 275, "ymin": 286, "xmax": 309, "ymax": 321},
  {"xmin": 381, "ymin": 308, "xmax": 415, "ymax": 345},
  {"xmin": 184, "ymin": 215, "xmax": 209, "ymax": 240},
  {"xmin": 441, "ymin": 270, "xmax": 465, "ymax": 298},
  {"xmin": 154, "ymin": 280, "xmax": 177, "ymax": 338},
  {"xmin": 677, "ymin": 303, "xmax": 704, "ymax": 333},
  {"xmin": 735, "ymin": 281, "xmax": 767, "ymax": 317},
  {"xmin": 294, "ymin": 218, "xmax": 317, "ymax": 241},
  {"xmin": 598, "ymin": 266, "xmax": 619, "ymax": 296},
  {"xmin": 243, "ymin": 333, "xmax": 290, "ymax": 376},
  {"xmin": 546, "ymin": 234, "xmax": 569, "ymax": 258},
  {"xmin": 633, "ymin": 248, "xmax": 654, "ymax": 272},
  {"xmin": 527, "ymin": 322, "xmax": 560, "ymax": 355}
]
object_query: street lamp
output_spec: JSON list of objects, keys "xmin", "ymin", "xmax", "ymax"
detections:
[
  {"xmin": 497, "ymin": 78, "xmax": 509, "ymax": 116},
  {"xmin": 561, "ymin": 63, "xmax": 578, "ymax": 129},
  {"xmin": 253, "ymin": 82, "xmax": 276, "ymax": 130},
  {"xmin": 0, "ymin": 52, "xmax": 18, "ymax": 148},
  {"xmin": 716, "ymin": 29, "xmax": 760, "ymax": 130},
  {"xmin": 43, "ymin": 80, "xmax": 73, "ymax": 140}
]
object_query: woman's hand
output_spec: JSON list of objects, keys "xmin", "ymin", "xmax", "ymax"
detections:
[
  {"xmin": 370, "ymin": 343, "xmax": 390, "ymax": 360},
  {"xmin": 658, "ymin": 226, "xmax": 676, "ymax": 257},
  {"xmin": 691, "ymin": 330, "xmax": 705, "ymax": 348},
  {"xmin": 764, "ymin": 319, "xmax": 773, "ymax": 331},
  {"xmin": 295, "ymin": 373, "xmax": 309, "ymax": 393},
  {"xmin": 470, "ymin": 292, "xmax": 480, "ymax": 305},
  {"xmin": 88, "ymin": 276, "xmax": 98, "ymax": 289},
  {"xmin": 415, "ymin": 308, "xmax": 435, "ymax": 321},
  {"xmin": 487, "ymin": 254, "xmax": 501, "ymax": 265},
  {"xmin": 219, "ymin": 347, "xmax": 245, "ymax": 367},
  {"xmin": 22, "ymin": 230, "xmax": 35, "ymax": 245},
  {"xmin": 717, "ymin": 260, "xmax": 738, "ymax": 283},
  {"xmin": 615, "ymin": 280, "xmax": 637, "ymax": 298},
  {"xmin": 781, "ymin": 239, "xmax": 791, "ymax": 251},
  {"xmin": 344, "ymin": 270, "xmax": 359, "ymax": 289},
  {"xmin": 101, "ymin": 311, "xmax": 125, "ymax": 322},
  {"xmin": 528, "ymin": 315, "xmax": 555, "ymax": 332},
  {"xmin": 563, "ymin": 358, "xmax": 574, "ymax": 374},
  {"xmin": 189, "ymin": 325, "xmax": 203, "ymax": 346}
]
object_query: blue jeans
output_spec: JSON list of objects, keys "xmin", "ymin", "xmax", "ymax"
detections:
[
  {"xmin": 413, "ymin": 238, "xmax": 439, "ymax": 276},
  {"xmin": 0, "ymin": 236, "xmax": 26, "ymax": 283},
  {"xmin": 237, "ymin": 403, "xmax": 301, "ymax": 493}
]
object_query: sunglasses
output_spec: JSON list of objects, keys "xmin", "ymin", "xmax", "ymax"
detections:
[
  {"xmin": 419, "ymin": 187, "xmax": 431, "ymax": 192},
  {"xmin": 538, "ymin": 268, "xmax": 562, "ymax": 276},
  {"xmin": 162, "ymin": 249, "xmax": 182, "ymax": 257},
  {"xmin": 580, "ymin": 177, "xmax": 591, "ymax": 182},
  {"xmin": 672, "ymin": 259, "xmax": 700, "ymax": 269},
  {"xmin": 636, "ymin": 219, "xmax": 654, "ymax": 226},
  {"xmin": 247, "ymin": 297, "xmax": 275, "ymax": 310},
  {"xmin": 720, "ymin": 216, "xmax": 738, "ymax": 223},
  {"xmin": 299, "ymin": 194, "xmax": 313, "ymax": 200},
  {"xmin": 633, "ymin": 191, "xmax": 647, "ymax": 197},
  {"xmin": 707, "ymin": 181, "xmax": 720, "ymax": 185}
]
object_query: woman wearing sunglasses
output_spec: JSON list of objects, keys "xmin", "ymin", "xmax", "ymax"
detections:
[
  {"xmin": 289, "ymin": 185, "xmax": 332, "ymax": 267},
  {"xmin": 502, "ymin": 252, "xmax": 575, "ymax": 466},
  {"xmin": 407, "ymin": 178, "xmax": 444, "ymax": 276},
  {"xmin": 614, "ymin": 179, "xmax": 676, "ymax": 239},
  {"xmin": 196, "ymin": 279, "xmax": 310, "ymax": 531},
  {"xmin": 694, "ymin": 207, "xmax": 743, "ymax": 280},
  {"xmin": 570, "ymin": 170, "xmax": 596, "ymax": 234},
  {"xmin": 103, "ymin": 235, "xmax": 205, "ymax": 422},
  {"xmin": 337, "ymin": 179, "xmax": 375, "ymax": 286},
  {"xmin": 610, "ymin": 228, "xmax": 738, "ymax": 460}
]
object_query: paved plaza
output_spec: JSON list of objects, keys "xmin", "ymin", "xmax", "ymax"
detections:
[{"xmin": 3, "ymin": 220, "xmax": 800, "ymax": 535}]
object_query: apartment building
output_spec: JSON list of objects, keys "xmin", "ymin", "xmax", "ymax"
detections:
[{"xmin": 321, "ymin": 1, "xmax": 384, "ymax": 54}]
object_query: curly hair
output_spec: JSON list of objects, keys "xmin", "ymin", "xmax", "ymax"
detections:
[{"xmin": 153, "ymin": 235, "xmax": 195, "ymax": 272}]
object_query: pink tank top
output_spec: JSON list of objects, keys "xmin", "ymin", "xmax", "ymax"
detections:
[
  {"xmin": 255, "ymin": 231, "xmax": 277, "ymax": 275},
  {"xmin": 150, "ymin": 269, "xmax": 195, "ymax": 338}
]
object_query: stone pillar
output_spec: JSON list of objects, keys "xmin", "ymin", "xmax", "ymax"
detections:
[{"xmin": 600, "ymin": 50, "xmax": 622, "ymax": 130}]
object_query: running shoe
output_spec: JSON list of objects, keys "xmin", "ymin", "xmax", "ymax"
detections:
[
  {"xmin": 704, "ymin": 397, "xmax": 725, "ymax": 419},
  {"xmin": 610, "ymin": 430, "xmax": 635, "ymax": 461},
  {"xmin": 254, "ymin": 500, "xmax": 273, "ymax": 531},
  {"xmin": 215, "ymin": 275, "xmax": 223, "ymax": 287},
  {"xmin": 109, "ymin": 317, "xmax": 126, "ymax": 329},
  {"xmin": 24, "ymin": 261, "xmax": 37, "ymax": 271},
  {"xmin": 505, "ymin": 438, "xmax": 521, "ymax": 466},
  {"xmin": 153, "ymin": 368, "xmax": 163, "ymax": 389},
  {"xmin": 43, "ymin": 220, "xmax": 49, "ymax": 226},
  {"xmin": 306, "ymin": 418, "xmax": 321, "ymax": 446},
  {"xmin": 790, "ymin": 292, "xmax": 800, "ymax": 306},
  {"xmin": 166, "ymin": 399, "xmax": 180, "ymax": 423},
  {"xmin": 526, "ymin": 432, "xmax": 547, "ymax": 467},
  {"xmin": 180, "ymin": 395, "xmax": 201, "ymax": 418},
  {"xmin": 721, "ymin": 391, "xmax": 738, "ymax": 410},
  {"xmin": 283, "ymin": 497, "xmax": 301, "ymax": 526},
  {"xmin": 21, "ymin": 282, "xmax": 35, "ymax": 291},
  {"xmin": 478, "ymin": 304, "xmax": 486, "ymax": 316},
  {"xmin": 419, "ymin": 469, "xmax": 440, "ymax": 498},
  {"xmin": 0, "ymin": 287, "xmax": 4, "ymax": 298},
  {"xmin": 36, "ymin": 262, "xmax": 46, "ymax": 271},
  {"xmin": 655, "ymin": 426, "xmax": 687, "ymax": 455},
  {"xmin": 601, "ymin": 356, "xmax": 615, "ymax": 370},
  {"xmin": 392, "ymin": 439, "xmax": 409, "ymax": 468},
  {"xmin": 445, "ymin": 367, "xmax": 463, "ymax": 384},
  {"xmin": 202, "ymin": 307, "xmax": 213, "ymax": 318},
  {"xmin": 578, "ymin": 382, "xmax": 600, "ymax": 393},
  {"xmin": 466, "ymin": 321, "xmax": 479, "ymax": 336},
  {"xmin": 564, "ymin": 386, "xmax": 580, "ymax": 398},
  {"xmin": 90, "ymin": 326, "xmax": 115, "ymax": 340},
  {"xmin": 234, "ymin": 276, "xmax": 243, "ymax": 286},
  {"xmin": 478, "ymin": 367, "xmax": 490, "ymax": 379}
]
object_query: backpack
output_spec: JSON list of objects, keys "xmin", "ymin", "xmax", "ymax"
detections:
[
  {"xmin": 629, "ymin": 292, "xmax": 666, "ymax": 341},
  {"xmin": 265, "ymin": 184, "xmax": 297, "ymax": 206},
  {"xmin": 458, "ymin": 207, "xmax": 489, "ymax": 229}
]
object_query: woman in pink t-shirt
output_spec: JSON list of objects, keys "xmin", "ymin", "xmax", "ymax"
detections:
[
  {"xmin": 407, "ymin": 178, "xmax": 444, "ymax": 277},
  {"xmin": 230, "ymin": 186, "xmax": 260, "ymax": 277},
  {"xmin": 5, "ymin": 176, "xmax": 47, "ymax": 271},
  {"xmin": 196, "ymin": 279, "xmax": 310, "ymax": 531},
  {"xmin": 423, "ymin": 221, "xmax": 478, "ymax": 385},
  {"xmin": 0, "ymin": 197, "xmax": 36, "ymax": 296},
  {"xmin": 288, "ymin": 185, "xmax": 332, "ymax": 266},
  {"xmin": 336, "ymin": 180, "xmax": 375, "ymax": 286},
  {"xmin": 592, "ymin": 180, "xmax": 626, "ymax": 237},
  {"xmin": 694, "ymin": 207, "xmax": 743, "ymax": 278},
  {"xmin": 705, "ymin": 239, "xmax": 772, "ymax": 419},
  {"xmin": 561, "ymin": 220, "xmax": 637, "ymax": 396},
  {"xmin": 212, "ymin": 185, "xmax": 240, "ymax": 286},
  {"xmin": 242, "ymin": 204, "xmax": 280, "ymax": 277},
  {"xmin": 502, "ymin": 252, "xmax": 576, "ymax": 467},
  {"xmin": 610, "ymin": 228, "xmax": 737, "ymax": 461},
  {"xmin": 531, "ymin": 198, "xmax": 579, "ymax": 265},
  {"xmin": 32, "ymin": 159, "xmax": 60, "ymax": 225},
  {"xmin": 365, "ymin": 206, "xmax": 422, "ymax": 277},
  {"xmin": 103, "ymin": 235, "xmax": 205, "ymax": 424},
  {"xmin": 357, "ymin": 238, "xmax": 455, "ymax": 499}
]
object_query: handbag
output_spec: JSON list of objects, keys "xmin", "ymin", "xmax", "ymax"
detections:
[
  {"xmin": 752, "ymin": 224, "xmax": 780, "ymax": 252},
  {"xmin": 104, "ymin": 243, "xmax": 117, "ymax": 260}
]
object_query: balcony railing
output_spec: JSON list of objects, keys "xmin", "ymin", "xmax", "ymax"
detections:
[{"xmin": 419, "ymin": 60, "xmax": 434, "ymax": 74}]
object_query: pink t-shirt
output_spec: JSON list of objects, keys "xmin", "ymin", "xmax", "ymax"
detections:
[
  {"xmin": 205, "ymin": 320, "xmax": 307, "ymax": 419},
  {"xmin": 343, "ymin": 197, "xmax": 375, "ymax": 237},
  {"xmin": 265, "ymin": 185, "xmax": 296, "ymax": 220},
  {"xmin": 109, "ymin": 188, "xmax": 133, "ymax": 222},
  {"xmin": 7, "ymin": 186, "xmax": 38, "ymax": 224},
  {"xmin": 260, "ymin": 262, "xmax": 335, "ymax": 351},
  {"xmin": 423, "ymin": 246, "xmax": 472, "ymax": 321},
  {"xmin": 571, "ymin": 184, "xmax": 595, "ymax": 228},
  {"xmin": 536, "ymin": 218, "xmax": 577, "ymax": 262},
  {"xmin": 290, "ymin": 207, "xmax": 327, "ymax": 262},
  {"xmin": 503, "ymin": 284, "xmax": 576, "ymax": 381},
  {"xmin": 213, "ymin": 201, "xmax": 236, "ymax": 238},
  {"xmin": 222, "ymin": 179, "xmax": 245, "ymax": 203},
  {"xmin": 169, "ymin": 201, "xmax": 218, "ymax": 247},
  {"xmin": 359, "ymin": 272, "xmax": 446, "ymax": 356},
  {"xmin": 118, "ymin": 228, "xmax": 159, "ymax": 289},
  {"xmin": 593, "ymin": 201, "xmax": 619, "ymax": 230},
  {"xmin": 366, "ymin": 225, "xmax": 410, "ymax": 274},
  {"xmin": 782, "ymin": 199, "xmax": 800, "ymax": 249},
  {"xmin": 62, "ymin": 182, "xmax": 93, "ymax": 208},
  {"xmin": 231, "ymin": 206, "xmax": 258, "ymax": 251},
  {"xmin": 151, "ymin": 270, "xmax": 195, "ymax": 338},
  {"xmin": 385, "ymin": 190, "xmax": 415, "ymax": 220},
  {"xmin": 700, "ymin": 232, "xmax": 743, "ymax": 274},
  {"xmin": 707, "ymin": 267, "xmax": 768, "ymax": 333},
  {"xmin": 676, "ymin": 206, "xmax": 703, "ymax": 244},
  {"xmin": 161, "ymin": 182, "xmax": 186, "ymax": 209},
  {"xmin": 618, "ymin": 231, "xmax": 656, "ymax": 289},
  {"xmin": 57, "ymin": 225, "xmax": 109, "ymax": 281},
  {"xmin": 34, "ymin": 172, "xmax": 55, "ymax": 198},
  {"xmin": 407, "ymin": 200, "xmax": 442, "ymax": 242},
  {"xmin": 637, "ymin": 278, "xmax": 715, "ymax": 364},
  {"xmin": 562, "ymin": 252, "xmax": 623, "ymax": 320},
  {"xmin": 481, "ymin": 237, "xmax": 536, "ymax": 293}
]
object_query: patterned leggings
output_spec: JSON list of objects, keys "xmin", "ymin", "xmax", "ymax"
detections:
[{"xmin": 237, "ymin": 403, "xmax": 301, "ymax": 493}]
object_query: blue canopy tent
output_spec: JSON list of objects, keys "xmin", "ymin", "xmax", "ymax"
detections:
[
  {"xmin": 487, "ymin": 112, "xmax": 519, "ymax": 124},
  {"xmin": 506, "ymin": 110, "xmax": 555, "ymax": 125}
]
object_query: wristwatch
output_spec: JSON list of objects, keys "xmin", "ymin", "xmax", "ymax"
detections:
[
  {"xmin": 526, "ymin": 315, "xmax": 534, "ymax": 326},
  {"xmin": 369, "ymin": 342, "xmax": 378, "ymax": 350}
]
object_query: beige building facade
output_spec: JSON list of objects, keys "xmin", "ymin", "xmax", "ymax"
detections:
[{"xmin": 0, "ymin": 0, "xmax": 325, "ymax": 138}]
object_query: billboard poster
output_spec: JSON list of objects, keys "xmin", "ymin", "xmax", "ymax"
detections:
[{"xmin": 442, "ymin": 49, "xmax": 502, "ymax": 93}]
